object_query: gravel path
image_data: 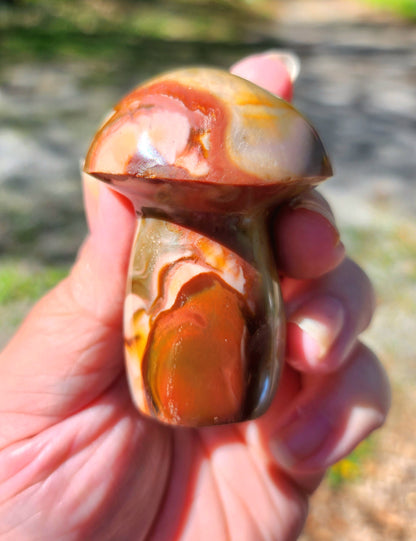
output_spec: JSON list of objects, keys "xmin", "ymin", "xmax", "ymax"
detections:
[{"xmin": 1, "ymin": 20, "xmax": 415, "ymax": 262}]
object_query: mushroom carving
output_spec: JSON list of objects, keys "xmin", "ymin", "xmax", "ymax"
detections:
[{"xmin": 84, "ymin": 66, "xmax": 332, "ymax": 426}]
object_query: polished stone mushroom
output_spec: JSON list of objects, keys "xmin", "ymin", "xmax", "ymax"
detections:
[{"xmin": 84, "ymin": 66, "xmax": 332, "ymax": 426}]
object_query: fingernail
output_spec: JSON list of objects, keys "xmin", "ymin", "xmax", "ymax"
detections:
[
  {"xmin": 288, "ymin": 296, "xmax": 345, "ymax": 365},
  {"xmin": 291, "ymin": 194, "xmax": 338, "ymax": 231},
  {"xmin": 271, "ymin": 409, "xmax": 332, "ymax": 468},
  {"xmin": 230, "ymin": 51, "xmax": 296, "ymax": 101},
  {"xmin": 261, "ymin": 50, "xmax": 301, "ymax": 82},
  {"xmin": 290, "ymin": 194, "xmax": 346, "ymax": 263}
]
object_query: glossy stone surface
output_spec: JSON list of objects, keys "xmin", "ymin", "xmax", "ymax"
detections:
[
  {"xmin": 84, "ymin": 67, "xmax": 332, "ymax": 426},
  {"xmin": 123, "ymin": 215, "xmax": 281, "ymax": 425},
  {"xmin": 85, "ymin": 67, "xmax": 332, "ymax": 213}
]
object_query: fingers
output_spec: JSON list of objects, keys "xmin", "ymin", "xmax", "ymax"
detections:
[
  {"xmin": 273, "ymin": 190, "xmax": 346, "ymax": 280},
  {"xmin": 242, "ymin": 253, "xmax": 387, "ymax": 492},
  {"xmin": 269, "ymin": 342, "xmax": 391, "ymax": 477},
  {"xmin": 77, "ymin": 173, "xmax": 135, "ymax": 319},
  {"xmin": 230, "ymin": 50, "xmax": 297, "ymax": 101},
  {"xmin": 283, "ymin": 257, "xmax": 375, "ymax": 373},
  {"xmin": 244, "ymin": 344, "xmax": 390, "ymax": 493}
]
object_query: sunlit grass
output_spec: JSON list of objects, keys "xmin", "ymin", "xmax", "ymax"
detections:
[
  {"xmin": 0, "ymin": 0, "xmax": 275, "ymax": 61},
  {"xmin": 364, "ymin": 0, "xmax": 416, "ymax": 19},
  {"xmin": 0, "ymin": 260, "xmax": 68, "ymax": 305},
  {"xmin": 324, "ymin": 207, "xmax": 416, "ymax": 486},
  {"xmin": 342, "ymin": 217, "xmax": 416, "ymax": 307},
  {"xmin": 327, "ymin": 438, "xmax": 374, "ymax": 488}
]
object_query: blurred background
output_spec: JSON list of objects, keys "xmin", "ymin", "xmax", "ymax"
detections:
[{"xmin": 0, "ymin": 0, "xmax": 415, "ymax": 538}]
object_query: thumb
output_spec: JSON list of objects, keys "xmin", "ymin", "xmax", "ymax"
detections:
[{"xmin": 0, "ymin": 179, "xmax": 135, "ymax": 448}]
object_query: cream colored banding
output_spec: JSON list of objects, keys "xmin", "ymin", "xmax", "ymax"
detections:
[
  {"xmin": 143, "ymin": 67, "xmax": 322, "ymax": 182},
  {"xmin": 145, "ymin": 242, "xmax": 248, "ymax": 317},
  {"xmin": 124, "ymin": 294, "xmax": 151, "ymax": 414},
  {"xmin": 124, "ymin": 292, "xmax": 147, "ymax": 339},
  {"xmin": 125, "ymin": 346, "xmax": 149, "ymax": 413},
  {"xmin": 228, "ymin": 106, "xmax": 316, "ymax": 181},
  {"xmin": 290, "ymin": 195, "xmax": 337, "ymax": 229}
]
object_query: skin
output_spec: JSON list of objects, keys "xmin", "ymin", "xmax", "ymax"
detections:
[{"xmin": 0, "ymin": 53, "xmax": 390, "ymax": 541}]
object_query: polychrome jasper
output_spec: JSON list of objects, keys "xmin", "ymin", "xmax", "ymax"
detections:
[{"xmin": 84, "ymin": 66, "xmax": 332, "ymax": 426}]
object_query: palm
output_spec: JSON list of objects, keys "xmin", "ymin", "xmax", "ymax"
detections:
[{"xmin": 1, "ymin": 358, "xmax": 305, "ymax": 541}]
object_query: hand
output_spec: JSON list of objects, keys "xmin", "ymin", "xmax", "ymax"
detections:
[{"xmin": 0, "ymin": 52, "xmax": 390, "ymax": 541}]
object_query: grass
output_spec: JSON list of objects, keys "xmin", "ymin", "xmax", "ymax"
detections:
[
  {"xmin": 0, "ymin": 260, "xmax": 68, "ymax": 305},
  {"xmin": 364, "ymin": 0, "xmax": 416, "ymax": 19},
  {"xmin": 327, "ymin": 438, "xmax": 375, "ymax": 488},
  {"xmin": 341, "ymin": 216, "xmax": 416, "ymax": 307},
  {"xmin": 2, "ymin": 0, "xmax": 415, "ymax": 65},
  {"xmin": 0, "ymin": 0, "xmax": 275, "ymax": 62},
  {"xmin": 0, "ymin": 260, "xmax": 69, "ymax": 345},
  {"xmin": 323, "ymin": 206, "xmax": 416, "ymax": 488}
]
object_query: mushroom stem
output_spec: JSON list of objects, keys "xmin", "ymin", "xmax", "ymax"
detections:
[{"xmin": 124, "ymin": 209, "xmax": 284, "ymax": 427}]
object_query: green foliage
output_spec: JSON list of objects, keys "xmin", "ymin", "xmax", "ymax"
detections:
[
  {"xmin": 1, "ymin": 0, "xmax": 273, "ymax": 61},
  {"xmin": 364, "ymin": 0, "xmax": 416, "ymax": 19},
  {"xmin": 0, "ymin": 261, "xmax": 68, "ymax": 305},
  {"xmin": 327, "ymin": 438, "xmax": 374, "ymax": 488},
  {"xmin": 342, "ymin": 218, "xmax": 416, "ymax": 307}
]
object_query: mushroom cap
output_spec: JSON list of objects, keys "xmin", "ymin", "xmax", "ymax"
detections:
[{"xmin": 84, "ymin": 67, "xmax": 332, "ymax": 213}]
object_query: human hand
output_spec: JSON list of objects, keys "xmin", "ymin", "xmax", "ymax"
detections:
[{"xmin": 0, "ymin": 52, "xmax": 390, "ymax": 540}]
